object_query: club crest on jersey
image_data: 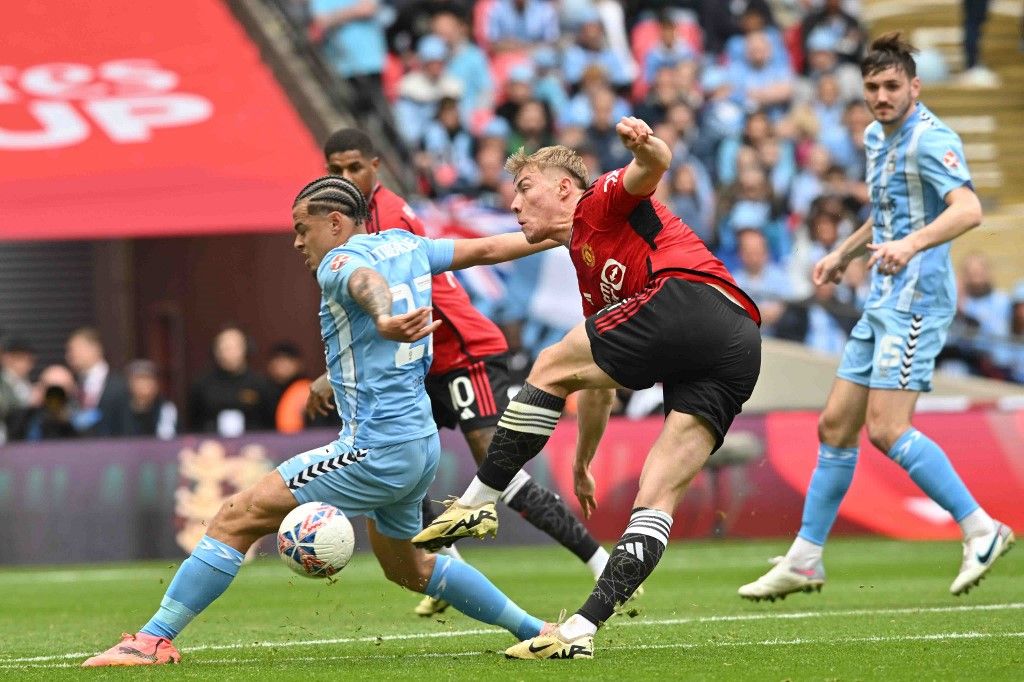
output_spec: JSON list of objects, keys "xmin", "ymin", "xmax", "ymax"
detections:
[
  {"xmin": 581, "ymin": 243, "xmax": 595, "ymax": 267},
  {"xmin": 329, "ymin": 254, "xmax": 350, "ymax": 272},
  {"xmin": 942, "ymin": 150, "xmax": 959, "ymax": 170},
  {"xmin": 600, "ymin": 258, "xmax": 626, "ymax": 304}
]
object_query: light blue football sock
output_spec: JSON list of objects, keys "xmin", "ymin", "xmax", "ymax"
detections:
[
  {"xmin": 887, "ymin": 428, "xmax": 979, "ymax": 522},
  {"xmin": 426, "ymin": 554, "xmax": 543, "ymax": 640},
  {"xmin": 140, "ymin": 535, "xmax": 244, "ymax": 640},
  {"xmin": 797, "ymin": 444, "xmax": 859, "ymax": 546}
]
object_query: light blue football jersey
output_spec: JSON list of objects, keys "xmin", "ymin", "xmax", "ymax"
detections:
[
  {"xmin": 316, "ymin": 231, "xmax": 455, "ymax": 448},
  {"xmin": 864, "ymin": 102, "xmax": 973, "ymax": 314}
]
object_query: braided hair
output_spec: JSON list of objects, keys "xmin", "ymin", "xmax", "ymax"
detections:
[{"xmin": 293, "ymin": 175, "xmax": 370, "ymax": 225}]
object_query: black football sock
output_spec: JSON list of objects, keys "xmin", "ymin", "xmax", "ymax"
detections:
[{"xmin": 504, "ymin": 477, "xmax": 602, "ymax": 564}]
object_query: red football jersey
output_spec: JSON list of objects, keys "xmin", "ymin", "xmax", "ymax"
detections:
[
  {"xmin": 367, "ymin": 184, "xmax": 508, "ymax": 374},
  {"xmin": 570, "ymin": 168, "xmax": 761, "ymax": 324}
]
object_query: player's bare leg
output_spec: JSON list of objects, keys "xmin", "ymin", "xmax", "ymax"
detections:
[
  {"xmin": 413, "ymin": 323, "xmax": 615, "ymax": 551},
  {"xmin": 507, "ymin": 412, "xmax": 714, "ymax": 659},
  {"xmin": 84, "ymin": 473, "xmax": 298, "ymax": 666}
]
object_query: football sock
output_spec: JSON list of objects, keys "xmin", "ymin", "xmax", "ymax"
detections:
[
  {"xmin": 586, "ymin": 547, "xmax": 610, "ymax": 578},
  {"xmin": 464, "ymin": 383, "xmax": 564, "ymax": 502},
  {"xmin": 422, "ymin": 497, "xmax": 464, "ymax": 561},
  {"xmin": 785, "ymin": 536, "xmax": 824, "ymax": 568},
  {"xmin": 577, "ymin": 508, "xmax": 671, "ymax": 627},
  {"xmin": 887, "ymin": 428, "xmax": 980, "ymax": 523},
  {"xmin": 140, "ymin": 535, "xmax": 243, "ymax": 640},
  {"xmin": 959, "ymin": 508, "xmax": 996, "ymax": 540},
  {"xmin": 425, "ymin": 554, "xmax": 543, "ymax": 640},
  {"xmin": 796, "ymin": 444, "xmax": 859, "ymax": 546},
  {"xmin": 559, "ymin": 613, "xmax": 598, "ymax": 639},
  {"xmin": 503, "ymin": 473, "xmax": 602, "ymax": 566}
]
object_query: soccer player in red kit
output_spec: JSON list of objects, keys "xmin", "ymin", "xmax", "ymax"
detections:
[
  {"xmin": 316, "ymin": 129, "xmax": 610, "ymax": 616},
  {"xmin": 414, "ymin": 118, "xmax": 762, "ymax": 659}
]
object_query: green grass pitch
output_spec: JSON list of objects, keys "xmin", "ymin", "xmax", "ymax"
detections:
[{"xmin": 0, "ymin": 538, "xmax": 1020, "ymax": 680}]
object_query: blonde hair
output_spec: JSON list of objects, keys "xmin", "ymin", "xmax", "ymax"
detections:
[{"xmin": 505, "ymin": 145, "xmax": 590, "ymax": 189}]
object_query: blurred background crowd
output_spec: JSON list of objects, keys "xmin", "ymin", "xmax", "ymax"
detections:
[{"xmin": 2, "ymin": 0, "xmax": 1022, "ymax": 445}]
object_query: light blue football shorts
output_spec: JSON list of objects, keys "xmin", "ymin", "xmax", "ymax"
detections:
[
  {"xmin": 276, "ymin": 433, "xmax": 440, "ymax": 539},
  {"xmin": 837, "ymin": 307, "xmax": 953, "ymax": 392}
]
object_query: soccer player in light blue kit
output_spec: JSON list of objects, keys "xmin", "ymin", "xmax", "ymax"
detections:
[
  {"xmin": 739, "ymin": 33, "xmax": 1014, "ymax": 602},
  {"xmin": 84, "ymin": 176, "xmax": 557, "ymax": 666}
]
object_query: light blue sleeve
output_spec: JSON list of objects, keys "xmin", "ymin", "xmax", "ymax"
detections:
[
  {"xmin": 310, "ymin": 0, "xmax": 350, "ymax": 16},
  {"xmin": 422, "ymin": 237, "xmax": 455, "ymax": 274},
  {"xmin": 917, "ymin": 127, "xmax": 973, "ymax": 199},
  {"xmin": 316, "ymin": 247, "xmax": 375, "ymax": 304}
]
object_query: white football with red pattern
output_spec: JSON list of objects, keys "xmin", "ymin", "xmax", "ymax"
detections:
[{"xmin": 277, "ymin": 502, "xmax": 355, "ymax": 578}]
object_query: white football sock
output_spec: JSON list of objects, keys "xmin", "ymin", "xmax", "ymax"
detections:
[
  {"xmin": 586, "ymin": 547, "xmax": 609, "ymax": 578},
  {"xmin": 559, "ymin": 613, "xmax": 598, "ymax": 640},
  {"xmin": 959, "ymin": 508, "xmax": 995, "ymax": 540},
  {"xmin": 458, "ymin": 476, "xmax": 503, "ymax": 507},
  {"xmin": 785, "ymin": 536, "xmax": 823, "ymax": 568}
]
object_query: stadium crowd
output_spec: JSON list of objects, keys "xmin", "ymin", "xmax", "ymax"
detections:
[{"xmin": 3, "ymin": 0, "xmax": 1023, "ymax": 444}]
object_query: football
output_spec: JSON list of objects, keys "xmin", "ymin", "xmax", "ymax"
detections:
[{"xmin": 277, "ymin": 502, "xmax": 356, "ymax": 578}]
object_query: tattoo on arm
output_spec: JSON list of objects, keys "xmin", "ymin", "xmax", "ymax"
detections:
[{"xmin": 347, "ymin": 267, "xmax": 392, "ymax": 320}]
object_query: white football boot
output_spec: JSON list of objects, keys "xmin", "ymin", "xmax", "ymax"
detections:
[
  {"xmin": 738, "ymin": 555, "xmax": 825, "ymax": 602},
  {"xmin": 950, "ymin": 522, "xmax": 1015, "ymax": 596}
]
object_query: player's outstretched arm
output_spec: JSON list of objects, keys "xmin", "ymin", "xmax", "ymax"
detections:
[
  {"xmin": 448, "ymin": 233, "xmax": 560, "ymax": 270},
  {"xmin": 573, "ymin": 388, "xmax": 616, "ymax": 519},
  {"xmin": 347, "ymin": 267, "xmax": 440, "ymax": 342},
  {"xmin": 617, "ymin": 116, "xmax": 671, "ymax": 197}
]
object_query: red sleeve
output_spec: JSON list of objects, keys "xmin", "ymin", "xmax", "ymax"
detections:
[{"xmin": 589, "ymin": 165, "xmax": 654, "ymax": 223}]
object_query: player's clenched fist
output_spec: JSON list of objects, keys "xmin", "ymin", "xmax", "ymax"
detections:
[{"xmin": 615, "ymin": 116, "xmax": 654, "ymax": 150}]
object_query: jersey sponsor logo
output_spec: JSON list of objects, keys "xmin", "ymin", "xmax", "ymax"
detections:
[
  {"xmin": 581, "ymin": 243, "xmax": 595, "ymax": 267},
  {"xmin": 602, "ymin": 169, "xmax": 620, "ymax": 192},
  {"xmin": 942, "ymin": 150, "xmax": 960, "ymax": 170},
  {"xmin": 600, "ymin": 258, "xmax": 626, "ymax": 305},
  {"xmin": 329, "ymin": 253, "xmax": 350, "ymax": 272}
]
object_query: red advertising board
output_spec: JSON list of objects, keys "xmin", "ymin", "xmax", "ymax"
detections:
[{"xmin": 0, "ymin": 1, "xmax": 321, "ymax": 239}]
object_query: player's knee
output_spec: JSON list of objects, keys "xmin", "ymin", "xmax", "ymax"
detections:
[
  {"xmin": 210, "ymin": 490, "xmax": 274, "ymax": 538},
  {"xmin": 381, "ymin": 557, "xmax": 431, "ymax": 593},
  {"xmin": 865, "ymin": 418, "xmax": 904, "ymax": 454},
  {"xmin": 818, "ymin": 408, "xmax": 853, "ymax": 445}
]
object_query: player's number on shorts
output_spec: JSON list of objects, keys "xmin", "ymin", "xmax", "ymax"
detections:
[
  {"xmin": 390, "ymin": 278, "xmax": 433, "ymax": 367},
  {"xmin": 448, "ymin": 376, "xmax": 476, "ymax": 411},
  {"xmin": 878, "ymin": 334, "xmax": 904, "ymax": 368}
]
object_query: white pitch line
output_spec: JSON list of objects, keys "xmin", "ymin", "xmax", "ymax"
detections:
[
  {"xmin": 6, "ymin": 630, "xmax": 1024, "ymax": 670},
  {"xmin": 2, "ymin": 602, "xmax": 1021, "ymax": 664}
]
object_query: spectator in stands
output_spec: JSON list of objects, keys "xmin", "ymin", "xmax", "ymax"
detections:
[
  {"xmin": 797, "ymin": 27, "xmax": 862, "ymax": 102},
  {"xmin": 776, "ymin": 276, "xmax": 860, "ymax": 356},
  {"xmin": 799, "ymin": 0, "xmax": 865, "ymax": 70},
  {"xmin": 495, "ymin": 63, "xmax": 537, "ymax": 127},
  {"xmin": 18, "ymin": 365, "xmax": 80, "ymax": 441},
  {"xmin": 531, "ymin": 46, "xmax": 570, "ymax": 114},
  {"xmin": 953, "ymin": 252, "xmax": 1013, "ymax": 376},
  {"xmin": 666, "ymin": 161, "xmax": 716, "ymax": 245},
  {"xmin": 717, "ymin": 165, "xmax": 789, "ymax": 262},
  {"xmin": 189, "ymin": 327, "xmax": 277, "ymax": 436},
  {"xmin": 562, "ymin": 8, "xmax": 633, "ymax": 91},
  {"xmin": 787, "ymin": 208, "xmax": 847, "ymax": 298},
  {"xmin": 727, "ymin": 31, "xmax": 795, "ymax": 121},
  {"xmin": 0, "ymin": 336, "xmax": 35, "ymax": 443},
  {"xmin": 732, "ymin": 228, "xmax": 794, "ymax": 332},
  {"xmin": 718, "ymin": 109, "xmax": 795, "ymax": 195},
  {"xmin": 635, "ymin": 65, "xmax": 686, "ymax": 125},
  {"xmin": 123, "ymin": 360, "xmax": 177, "ymax": 440},
  {"xmin": 643, "ymin": 10, "xmax": 696, "ymax": 84},
  {"xmin": 789, "ymin": 143, "xmax": 832, "ymax": 217},
  {"xmin": 699, "ymin": 0, "xmax": 775, "ymax": 55},
  {"xmin": 65, "ymin": 327, "xmax": 130, "ymax": 437},
  {"xmin": 486, "ymin": 0, "xmax": 560, "ymax": 53},
  {"xmin": 507, "ymin": 98, "xmax": 554, "ymax": 157},
  {"xmin": 310, "ymin": 0, "xmax": 388, "ymax": 117},
  {"xmin": 586, "ymin": 87, "xmax": 634, "ymax": 171},
  {"xmin": 1005, "ymin": 282, "xmax": 1024, "ymax": 383},
  {"xmin": 394, "ymin": 34, "xmax": 464, "ymax": 148},
  {"xmin": 724, "ymin": 5, "xmax": 789, "ymax": 71},
  {"xmin": 421, "ymin": 95, "xmax": 479, "ymax": 194},
  {"xmin": 695, "ymin": 66, "xmax": 744, "ymax": 169},
  {"xmin": 959, "ymin": 0, "xmax": 1000, "ymax": 86},
  {"xmin": 463, "ymin": 142, "xmax": 509, "ymax": 207},
  {"xmin": 431, "ymin": 10, "xmax": 494, "ymax": 125},
  {"xmin": 560, "ymin": 64, "xmax": 632, "ymax": 129},
  {"xmin": 386, "ymin": 0, "xmax": 472, "ymax": 56}
]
